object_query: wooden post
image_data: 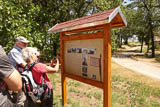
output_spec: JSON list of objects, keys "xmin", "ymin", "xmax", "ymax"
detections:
[
  {"xmin": 103, "ymin": 24, "xmax": 111, "ymax": 107},
  {"xmin": 60, "ymin": 32, "xmax": 67, "ymax": 105}
]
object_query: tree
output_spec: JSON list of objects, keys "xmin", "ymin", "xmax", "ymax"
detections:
[
  {"xmin": 93, "ymin": 0, "xmax": 124, "ymax": 11},
  {"xmin": 30, "ymin": 0, "xmax": 96, "ymax": 60},
  {"xmin": 0, "ymin": 0, "xmax": 96, "ymax": 61},
  {"xmin": 129, "ymin": 0, "xmax": 160, "ymax": 57},
  {"xmin": 93, "ymin": 0, "xmax": 125, "ymax": 51},
  {"xmin": 0, "ymin": 1, "xmax": 41, "ymax": 51}
]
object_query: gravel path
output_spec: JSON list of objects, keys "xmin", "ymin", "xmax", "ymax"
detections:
[{"xmin": 112, "ymin": 55, "xmax": 160, "ymax": 80}]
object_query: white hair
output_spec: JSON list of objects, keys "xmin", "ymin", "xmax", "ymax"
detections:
[{"xmin": 22, "ymin": 47, "xmax": 40, "ymax": 62}]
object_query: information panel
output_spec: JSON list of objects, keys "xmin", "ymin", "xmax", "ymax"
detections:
[{"xmin": 64, "ymin": 39, "xmax": 104, "ymax": 82}]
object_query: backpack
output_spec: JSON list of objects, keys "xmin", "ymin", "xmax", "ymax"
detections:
[
  {"xmin": 16, "ymin": 64, "xmax": 27, "ymax": 73},
  {"xmin": 21, "ymin": 62, "xmax": 51, "ymax": 102},
  {"xmin": 16, "ymin": 56, "xmax": 40, "ymax": 74}
]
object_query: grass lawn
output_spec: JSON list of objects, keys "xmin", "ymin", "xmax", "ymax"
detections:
[{"xmin": 48, "ymin": 61, "xmax": 160, "ymax": 107}]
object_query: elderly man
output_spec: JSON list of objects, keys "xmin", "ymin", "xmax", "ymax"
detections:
[
  {"xmin": 8, "ymin": 36, "xmax": 30, "ymax": 107},
  {"xmin": 8, "ymin": 36, "xmax": 29, "ymax": 70},
  {"xmin": 0, "ymin": 45, "xmax": 22, "ymax": 107}
]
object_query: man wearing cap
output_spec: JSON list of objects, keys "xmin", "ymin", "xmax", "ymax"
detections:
[
  {"xmin": 8, "ymin": 36, "xmax": 29, "ymax": 69},
  {"xmin": 8, "ymin": 36, "xmax": 30, "ymax": 107}
]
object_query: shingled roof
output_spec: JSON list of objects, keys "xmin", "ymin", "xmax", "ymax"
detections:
[{"xmin": 48, "ymin": 7, "xmax": 127, "ymax": 33}]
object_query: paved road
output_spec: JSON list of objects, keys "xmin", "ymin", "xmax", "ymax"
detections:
[{"xmin": 112, "ymin": 54, "xmax": 160, "ymax": 80}]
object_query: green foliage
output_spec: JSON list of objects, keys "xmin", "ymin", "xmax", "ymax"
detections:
[
  {"xmin": 151, "ymin": 101, "xmax": 160, "ymax": 107},
  {"xmin": 67, "ymin": 98, "xmax": 81, "ymax": 107},
  {"xmin": 53, "ymin": 94, "xmax": 62, "ymax": 107},
  {"xmin": 155, "ymin": 56, "xmax": 160, "ymax": 63},
  {"xmin": 83, "ymin": 91, "xmax": 93, "ymax": 98},
  {"xmin": 74, "ymin": 82, "xmax": 81, "ymax": 87},
  {"xmin": 155, "ymin": 41, "xmax": 160, "ymax": 50},
  {"xmin": 93, "ymin": 0, "xmax": 124, "ymax": 52},
  {"xmin": 1, "ymin": 0, "xmax": 159, "ymax": 59},
  {"xmin": 69, "ymin": 88, "xmax": 80, "ymax": 93},
  {"xmin": 93, "ymin": 91, "xmax": 102, "ymax": 100},
  {"xmin": 111, "ymin": 75, "xmax": 160, "ymax": 106},
  {"xmin": 93, "ymin": 0, "xmax": 123, "ymax": 11},
  {"xmin": 111, "ymin": 29, "xmax": 120, "ymax": 52},
  {"xmin": 83, "ymin": 90, "xmax": 102, "ymax": 100},
  {"xmin": 127, "ymin": 0, "xmax": 160, "ymax": 56},
  {"xmin": 111, "ymin": 93, "xmax": 121, "ymax": 105},
  {"xmin": 0, "ymin": 1, "xmax": 43, "ymax": 53},
  {"xmin": 0, "ymin": 0, "xmax": 96, "ymax": 61}
]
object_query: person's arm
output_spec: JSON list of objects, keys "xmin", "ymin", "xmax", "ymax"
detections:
[
  {"xmin": 3, "ymin": 69, "xmax": 22, "ymax": 91},
  {"xmin": 0, "ymin": 46, "xmax": 22, "ymax": 91},
  {"xmin": 10, "ymin": 51, "xmax": 26, "ymax": 67},
  {"xmin": 46, "ymin": 58, "xmax": 59, "ymax": 73},
  {"xmin": 20, "ymin": 62, "xmax": 27, "ymax": 67}
]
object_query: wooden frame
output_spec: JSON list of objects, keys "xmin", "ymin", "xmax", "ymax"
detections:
[
  {"xmin": 48, "ymin": 7, "xmax": 127, "ymax": 107},
  {"xmin": 60, "ymin": 24, "xmax": 111, "ymax": 107}
]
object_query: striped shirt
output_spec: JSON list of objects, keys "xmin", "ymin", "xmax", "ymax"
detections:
[{"xmin": 8, "ymin": 46, "xmax": 24, "ymax": 68}]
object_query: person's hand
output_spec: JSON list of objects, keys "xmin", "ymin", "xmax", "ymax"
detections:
[
  {"xmin": 50, "ymin": 56, "xmax": 59, "ymax": 68},
  {"xmin": 50, "ymin": 58, "xmax": 56, "ymax": 67},
  {"xmin": 54, "ymin": 58, "xmax": 59, "ymax": 72}
]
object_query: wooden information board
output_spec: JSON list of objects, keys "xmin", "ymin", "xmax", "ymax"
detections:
[
  {"xmin": 48, "ymin": 7, "xmax": 127, "ymax": 107},
  {"xmin": 60, "ymin": 28, "xmax": 111, "ymax": 107},
  {"xmin": 64, "ymin": 39, "xmax": 104, "ymax": 82}
]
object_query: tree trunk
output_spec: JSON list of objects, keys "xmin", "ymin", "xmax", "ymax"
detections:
[
  {"xmin": 148, "ymin": 15, "xmax": 155, "ymax": 57},
  {"xmin": 124, "ymin": 38, "xmax": 128, "ymax": 45},
  {"xmin": 147, "ymin": 39, "xmax": 150, "ymax": 53},
  {"xmin": 146, "ymin": 32, "xmax": 150, "ymax": 53},
  {"xmin": 53, "ymin": 42, "xmax": 57, "ymax": 57},
  {"xmin": 151, "ymin": 30, "xmax": 155, "ymax": 57},
  {"xmin": 140, "ymin": 35, "xmax": 144, "ymax": 53},
  {"xmin": 120, "ymin": 35, "xmax": 122, "ymax": 48},
  {"xmin": 117, "ymin": 35, "xmax": 122, "ymax": 48}
]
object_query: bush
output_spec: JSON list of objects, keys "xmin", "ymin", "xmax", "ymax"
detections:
[{"xmin": 155, "ymin": 56, "xmax": 160, "ymax": 62}]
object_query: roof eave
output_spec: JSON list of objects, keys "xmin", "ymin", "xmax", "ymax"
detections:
[
  {"xmin": 48, "ymin": 19, "xmax": 109, "ymax": 33},
  {"xmin": 48, "ymin": 23, "xmax": 59, "ymax": 34},
  {"xmin": 108, "ymin": 6, "xmax": 127, "ymax": 27},
  {"xmin": 48, "ymin": 7, "xmax": 127, "ymax": 34}
]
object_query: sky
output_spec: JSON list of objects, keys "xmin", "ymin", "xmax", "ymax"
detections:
[{"xmin": 123, "ymin": 0, "xmax": 133, "ymax": 5}]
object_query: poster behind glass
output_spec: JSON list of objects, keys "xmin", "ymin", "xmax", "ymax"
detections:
[{"xmin": 64, "ymin": 39, "xmax": 104, "ymax": 82}]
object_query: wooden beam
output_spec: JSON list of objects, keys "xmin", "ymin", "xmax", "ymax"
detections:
[
  {"xmin": 63, "ymin": 32, "xmax": 104, "ymax": 41},
  {"xmin": 60, "ymin": 32, "xmax": 67, "ymax": 105},
  {"xmin": 111, "ymin": 23, "xmax": 125, "ymax": 28},
  {"xmin": 103, "ymin": 24, "xmax": 111, "ymax": 107},
  {"xmin": 111, "ymin": 13, "xmax": 125, "ymax": 28},
  {"xmin": 64, "ymin": 24, "xmax": 105, "ymax": 34},
  {"xmin": 64, "ymin": 72, "xmax": 104, "ymax": 89}
]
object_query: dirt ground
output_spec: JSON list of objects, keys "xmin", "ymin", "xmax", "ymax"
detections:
[{"xmin": 112, "ymin": 44, "xmax": 160, "ymax": 80}]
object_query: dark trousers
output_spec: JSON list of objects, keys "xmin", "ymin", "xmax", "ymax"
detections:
[{"xmin": 28, "ymin": 89, "xmax": 53, "ymax": 107}]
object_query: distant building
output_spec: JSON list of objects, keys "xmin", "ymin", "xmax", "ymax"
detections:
[
  {"xmin": 154, "ymin": 36, "xmax": 160, "ymax": 42},
  {"xmin": 128, "ymin": 35, "xmax": 138, "ymax": 42},
  {"xmin": 154, "ymin": 33, "xmax": 160, "ymax": 49}
]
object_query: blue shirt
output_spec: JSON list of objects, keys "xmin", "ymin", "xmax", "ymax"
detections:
[{"xmin": 8, "ymin": 46, "xmax": 24, "ymax": 68}]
